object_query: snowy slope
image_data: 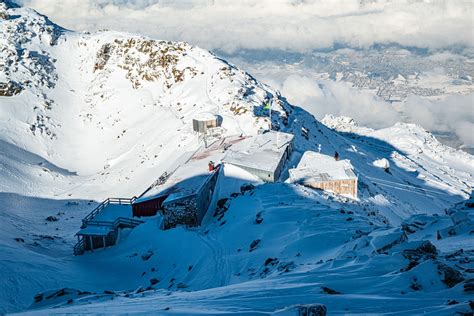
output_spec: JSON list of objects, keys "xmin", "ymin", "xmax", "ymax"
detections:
[
  {"xmin": 12, "ymin": 184, "xmax": 474, "ymax": 315},
  {"xmin": 0, "ymin": 1, "xmax": 473, "ymax": 314}
]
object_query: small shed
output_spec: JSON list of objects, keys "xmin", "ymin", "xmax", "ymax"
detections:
[
  {"xmin": 223, "ymin": 131, "xmax": 294, "ymax": 182},
  {"xmin": 132, "ymin": 157, "xmax": 222, "ymax": 229},
  {"xmin": 161, "ymin": 168, "xmax": 220, "ymax": 229},
  {"xmin": 193, "ymin": 112, "xmax": 218, "ymax": 133},
  {"xmin": 289, "ymin": 151, "xmax": 358, "ymax": 198}
]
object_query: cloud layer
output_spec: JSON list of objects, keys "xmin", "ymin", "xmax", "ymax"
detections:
[
  {"xmin": 267, "ymin": 74, "xmax": 474, "ymax": 147},
  {"xmin": 16, "ymin": 0, "xmax": 473, "ymax": 53}
]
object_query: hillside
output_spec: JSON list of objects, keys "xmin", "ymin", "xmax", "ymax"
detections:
[{"xmin": 0, "ymin": 1, "xmax": 473, "ymax": 314}]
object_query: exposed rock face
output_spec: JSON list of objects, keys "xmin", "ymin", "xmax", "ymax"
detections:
[
  {"xmin": 93, "ymin": 39, "xmax": 198, "ymax": 89},
  {"xmin": 163, "ymin": 196, "xmax": 199, "ymax": 229},
  {"xmin": 0, "ymin": 3, "xmax": 9, "ymax": 19},
  {"xmin": 0, "ymin": 81, "xmax": 23, "ymax": 96},
  {"xmin": 437, "ymin": 262, "xmax": 464, "ymax": 288},
  {"xmin": 298, "ymin": 304, "xmax": 327, "ymax": 316},
  {"xmin": 402, "ymin": 241, "xmax": 438, "ymax": 261}
]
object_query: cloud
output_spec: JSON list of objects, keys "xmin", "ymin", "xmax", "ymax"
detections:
[
  {"xmin": 15, "ymin": 0, "xmax": 473, "ymax": 53},
  {"xmin": 268, "ymin": 74, "xmax": 400, "ymax": 129},
  {"xmin": 401, "ymin": 93, "xmax": 474, "ymax": 147},
  {"xmin": 255, "ymin": 71, "xmax": 473, "ymax": 147}
]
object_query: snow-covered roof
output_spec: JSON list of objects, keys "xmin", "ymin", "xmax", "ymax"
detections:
[
  {"xmin": 193, "ymin": 112, "xmax": 216, "ymax": 121},
  {"xmin": 76, "ymin": 225, "xmax": 112, "ymax": 236},
  {"xmin": 135, "ymin": 146, "xmax": 226, "ymax": 204},
  {"xmin": 289, "ymin": 151, "xmax": 357, "ymax": 183},
  {"xmin": 223, "ymin": 131, "xmax": 294, "ymax": 173}
]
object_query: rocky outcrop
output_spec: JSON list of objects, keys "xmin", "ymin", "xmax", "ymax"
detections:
[
  {"xmin": 437, "ymin": 262, "xmax": 464, "ymax": 288},
  {"xmin": 92, "ymin": 38, "xmax": 198, "ymax": 89},
  {"xmin": 0, "ymin": 81, "xmax": 23, "ymax": 96},
  {"xmin": 0, "ymin": 2, "xmax": 9, "ymax": 19}
]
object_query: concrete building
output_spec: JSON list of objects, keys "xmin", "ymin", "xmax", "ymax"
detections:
[
  {"xmin": 133, "ymin": 154, "xmax": 222, "ymax": 229},
  {"xmin": 192, "ymin": 112, "xmax": 218, "ymax": 133},
  {"xmin": 289, "ymin": 151, "xmax": 358, "ymax": 198},
  {"xmin": 223, "ymin": 131, "xmax": 294, "ymax": 182},
  {"xmin": 161, "ymin": 168, "xmax": 220, "ymax": 229}
]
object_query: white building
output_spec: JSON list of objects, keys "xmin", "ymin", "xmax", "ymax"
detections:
[{"xmin": 223, "ymin": 131, "xmax": 294, "ymax": 182}]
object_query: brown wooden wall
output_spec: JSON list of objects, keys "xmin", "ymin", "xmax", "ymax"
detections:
[{"xmin": 304, "ymin": 179, "xmax": 357, "ymax": 198}]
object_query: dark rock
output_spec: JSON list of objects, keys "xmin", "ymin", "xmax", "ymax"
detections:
[
  {"xmin": 141, "ymin": 250, "xmax": 153, "ymax": 261},
  {"xmin": 402, "ymin": 241, "xmax": 437, "ymax": 261},
  {"xmin": 0, "ymin": 81, "xmax": 23, "ymax": 96},
  {"xmin": 34, "ymin": 293, "xmax": 43, "ymax": 303},
  {"xmin": 46, "ymin": 288, "xmax": 69, "ymax": 299},
  {"xmin": 14, "ymin": 237, "xmax": 25, "ymax": 243},
  {"xmin": 463, "ymin": 279, "xmax": 474, "ymax": 293},
  {"xmin": 297, "ymin": 304, "xmax": 327, "ymax": 316},
  {"xmin": 400, "ymin": 260, "xmax": 419, "ymax": 272},
  {"xmin": 321, "ymin": 286, "xmax": 341, "ymax": 295},
  {"xmin": 410, "ymin": 277, "xmax": 422, "ymax": 291},
  {"xmin": 437, "ymin": 263, "xmax": 464, "ymax": 288},
  {"xmin": 277, "ymin": 261, "xmax": 296, "ymax": 273},
  {"xmin": 104, "ymin": 290, "xmax": 115, "ymax": 295},
  {"xmin": 149, "ymin": 278, "xmax": 160, "ymax": 285},
  {"xmin": 217, "ymin": 198, "xmax": 228, "ymax": 209},
  {"xmin": 249, "ymin": 239, "xmax": 261, "ymax": 252},
  {"xmin": 177, "ymin": 282, "xmax": 188, "ymax": 289},
  {"xmin": 447, "ymin": 300, "xmax": 458, "ymax": 305},
  {"xmin": 255, "ymin": 212, "xmax": 263, "ymax": 224},
  {"xmin": 240, "ymin": 184, "xmax": 255, "ymax": 193},
  {"xmin": 45, "ymin": 216, "xmax": 58, "ymax": 222},
  {"xmin": 446, "ymin": 249, "xmax": 464, "ymax": 260},
  {"xmin": 94, "ymin": 43, "xmax": 114, "ymax": 72},
  {"xmin": 264, "ymin": 257, "xmax": 278, "ymax": 266}
]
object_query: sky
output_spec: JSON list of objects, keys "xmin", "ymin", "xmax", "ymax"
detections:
[
  {"xmin": 15, "ymin": 0, "xmax": 474, "ymax": 148},
  {"xmin": 16, "ymin": 0, "xmax": 473, "ymax": 52}
]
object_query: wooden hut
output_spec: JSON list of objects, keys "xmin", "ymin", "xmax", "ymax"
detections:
[{"xmin": 289, "ymin": 151, "xmax": 358, "ymax": 198}]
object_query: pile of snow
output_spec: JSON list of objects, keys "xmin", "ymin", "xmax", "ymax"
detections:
[{"xmin": 373, "ymin": 158, "xmax": 390, "ymax": 170}]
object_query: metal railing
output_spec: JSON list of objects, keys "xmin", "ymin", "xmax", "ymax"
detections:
[
  {"xmin": 73, "ymin": 238, "xmax": 85, "ymax": 256},
  {"xmin": 81, "ymin": 197, "xmax": 136, "ymax": 227},
  {"xmin": 74, "ymin": 217, "xmax": 144, "ymax": 256}
]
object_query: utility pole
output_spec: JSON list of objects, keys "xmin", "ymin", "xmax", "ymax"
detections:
[{"xmin": 269, "ymin": 99, "xmax": 272, "ymax": 131}]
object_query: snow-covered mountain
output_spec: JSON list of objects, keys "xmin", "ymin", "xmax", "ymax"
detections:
[{"xmin": 1, "ymin": 1, "xmax": 473, "ymax": 314}]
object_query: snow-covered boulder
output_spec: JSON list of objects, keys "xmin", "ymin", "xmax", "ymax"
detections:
[{"xmin": 373, "ymin": 158, "xmax": 390, "ymax": 170}]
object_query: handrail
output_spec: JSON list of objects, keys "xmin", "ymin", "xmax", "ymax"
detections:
[
  {"xmin": 85, "ymin": 217, "xmax": 144, "ymax": 230},
  {"xmin": 73, "ymin": 238, "xmax": 85, "ymax": 256},
  {"xmin": 82, "ymin": 197, "xmax": 137, "ymax": 227},
  {"xmin": 73, "ymin": 216, "xmax": 144, "ymax": 255}
]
